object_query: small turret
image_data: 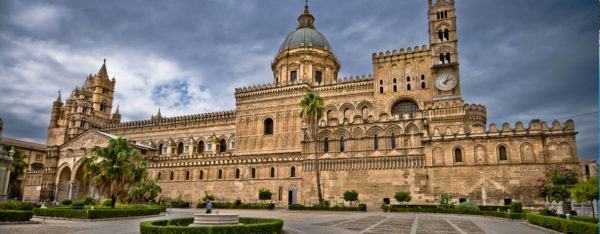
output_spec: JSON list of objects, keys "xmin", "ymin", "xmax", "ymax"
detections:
[{"xmin": 112, "ymin": 105, "xmax": 121, "ymax": 123}]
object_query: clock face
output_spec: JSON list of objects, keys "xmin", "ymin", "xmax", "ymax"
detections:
[{"xmin": 435, "ymin": 72, "xmax": 458, "ymax": 91}]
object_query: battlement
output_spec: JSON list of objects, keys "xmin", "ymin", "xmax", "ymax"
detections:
[
  {"xmin": 372, "ymin": 45, "xmax": 430, "ymax": 62},
  {"xmin": 97, "ymin": 110, "xmax": 236, "ymax": 130},
  {"xmin": 428, "ymin": 119, "xmax": 576, "ymax": 140}
]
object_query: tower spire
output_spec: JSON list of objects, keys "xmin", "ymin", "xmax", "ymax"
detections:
[
  {"xmin": 97, "ymin": 59, "xmax": 108, "ymax": 79},
  {"xmin": 56, "ymin": 90, "xmax": 62, "ymax": 102}
]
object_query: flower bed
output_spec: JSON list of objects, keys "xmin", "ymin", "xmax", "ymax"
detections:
[
  {"xmin": 34, "ymin": 206, "xmax": 161, "ymax": 219},
  {"xmin": 288, "ymin": 204, "xmax": 367, "ymax": 211},
  {"xmin": 0, "ymin": 210, "xmax": 34, "ymax": 222},
  {"xmin": 139, "ymin": 217, "xmax": 283, "ymax": 234},
  {"xmin": 526, "ymin": 213, "xmax": 599, "ymax": 234},
  {"xmin": 196, "ymin": 202, "xmax": 275, "ymax": 210}
]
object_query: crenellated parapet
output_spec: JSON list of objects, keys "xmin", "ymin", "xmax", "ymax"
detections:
[
  {"xmin": 427, "ymin": 119, "xmax": 576, "ymax": 141},
  {"xmin": 97, "ymin": 110, "xmax": 236, "ymax": 130},
  {"xmin": 423, "ymin": 99, "xmax": 486, "ymax": 124},
  {"xmin": 148, "ymin": 152, "xmax": 303, "ymax": 168},
  {"xmin": 372, "ymin": 45, "xmax": 430, "ymax": 64}
]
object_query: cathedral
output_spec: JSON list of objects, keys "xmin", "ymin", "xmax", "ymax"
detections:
[{"xmin": 23, "ymin": 0, "xmax": 579, "ymax": 209}]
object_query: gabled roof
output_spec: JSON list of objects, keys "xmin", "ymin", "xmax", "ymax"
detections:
[{"xmin": 60, "ymin": 129, "xmax": 155, "ymax": 150}]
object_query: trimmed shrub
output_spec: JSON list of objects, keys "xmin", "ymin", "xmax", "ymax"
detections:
[
  {"xmin": 140, "ymin": 217, "xmax": 284, "ymax": 234},
  {"xmin": 0, "ymin": 201, "xmax": 35, "ymax": 211},
  {"xmin": 235, "ymin": 199, "xmax": 242, "ymax": 206},
  {"xmin": 258, "ymin": 188, "xmax": 272, "ymax": 201},
  {"xmin": 526, "ymin": 213, "xmax": 599, "ymax": 234},
  {"xmin": 61, "ymin": 199, "xmax": 73, "ymax": 205},
  {"xmin": 539, "ymin": 207, "xmax": 558, "ymax": 216},
  {"xmin": 288, "ymin": 203, "xmax": 367, "ymax": 211},
  {"xmin": 389, "ymin": 207, "xmax": 525, "ymax": 220},
  {"xmin": 87, "ymin": 208, "xmax": 161, "ymax": 219},
  {"xmin": 0, "ymin": 209, "xmax": 33, "ymax": 222},
  {"xmin": 170, "ymin": 200, "xmax": 190, "ymax": 208},
  {"xmin": 394, "ymin": 191, "xmax": 412, "ymax": 204},
  {"xmin": 391, "ymin": 204, "xmax": 439, "ymax": 209},
  {"xmin": 83, "ymin": 196, "xmax": 97, "ymax": 205},
  {"xmin": 455, "ymin": 202, "xmax": 480, "ymax": 211},
  {"xmin": 102, "ymin": 199, "xmax": 112, "ymax": 207},
  {"xmin": 71, "ymin": 201, "xmax": 85, "ymax": 209},
  {"xmin": 343, "ymin": 190, "xmax": 359, "ymax": 204},
  {"xmin": 196, "ymin": 202, "xmax": 274, "ymax": 210},
  {"xmin": 510, "ymin": 202, "xmax": 523, "ymax": 213}
]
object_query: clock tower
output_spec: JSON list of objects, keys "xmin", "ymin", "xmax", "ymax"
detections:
[{"xmin": 428, "ymin": 0, "xmax": 461, "ymax": 100}]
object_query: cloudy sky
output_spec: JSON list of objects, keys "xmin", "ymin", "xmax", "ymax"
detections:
[{"xmin": 0, "ymin": 0, "xmax": 597, "ymax": 160}]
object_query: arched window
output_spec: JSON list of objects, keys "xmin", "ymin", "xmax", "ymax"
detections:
[
  {"xmin": 324, "ymin": 137, "xmax": 329, "ymax": 153},
  {"xmin": 393, "ymin": 85, "xmax": 397, "ymax": 92},
  {"xmin": 218, "ymin": 169, "xmax": 223, "ymax": 179},
  {"xmin": 270, "ymin": 167, "xmax": 275, "ymax": 178},
  {"xmin": 374, "ymin": 134, "xmax": 379, "ymax": 150},
  {"xmin": 421, "ymin": 82, "xmax": 426, "ymax": 89},
  {"xmin": 392, "ymin": 100, "xmax": 419, "ymax": 118},
  {"xmin": 80, "ymin": 120, "xmax": 85, "ymax": 128},
  {"xmin": 380, "ymin": 80, "xmax": 383, "ymax": 84},
  {"xmin": 198, "ymin": 141, "xmax": 204, "ymax": 153},
  {"xmin": 186, "ymin": 171, "xmax": 190, "ymax": 180},
  {"xmin": 219, "ymin": 139, "xmax": 226, "ymax": 152},
  {"xmin": 391, "ymin": 133, "xmax": 396, "ymax": 149},
  {"xmin": 438, "ymin": 30, "xmax": 443, "ymax": 42},
  {"xmin": 444, "ymin": 29, "xmax": 449, "ymax": 41},
  {"xmin": 158, "ymin": 144, "xmax": 163, "ymax": 154},
  {"xmin": 393, "ymin": 78, "xmax": 397, "ymax": 83},
  {"xmin": 446, "ymin": 52, "xmax": 451, "ymax": 63},
  {"xmin": 499, "ymin": 146, "xmax": 508, "ymax": 161},
  {"xmin": 157, "ymin": 172, "xmax": 162, "ymax": 180},
  {"xmin": 437, "ymin": 12, "xmax": 440, "ymax": 19},
  {"xmin": 264, "ymin": 118, "xmax": 274, "ymax": 135},
  {"xmin": 406, "ymin": 76, "xmax": 410, "ymax": 82},
  {"xmin": 340, "ymin": 136, "xmax": 345, "ymax": 152},
  {"xmin": 199, "ymin": 170, "xmax": 204, "ymax": 180},
  {"xmin": 407, "ymin": 84, "xmax": 411, "ymax": 90},
  {"xmin": 82, "ymin": 106, "xmax": 88, "ymax": 114},
  {"xmin": 100, "ymin": 102, "xmax": 106, "ymax": 112},
  {"xmin": 343, "ymin": 108, "xmax": 350, "ymax": 119},
  {"xmin": 444, "ymin": 10, "xmax": 448, "ymax": 18},
  {"xmin": 439, "ymin": 53, "xmax": 445, "ymax": 64},
  {"xmin": 315, "ymin": 71, "xmax": 322, "ymax": 84},
  {"xmin": 236, "ymin": 168, "xmax": 240, "ymax": 179},
  {"xmin": 421, "ymin": 75, "xmax": 425, "ymax": 80},
  {"xmin": 454, "ymin": 148, "xmax": 463, "ymax": 163},
  {"xmin": 291, "ymin": 166, "xmax": 296, "ymax": 177},
  {"xmin": 252, "ymin": 168, "xmax": 256, "ymax": 178},
  {"xmin": 170, "ymin": 171, "xmax": 174, "ymax": 180},
  {"xmin": 379, "ymin": 87, "xmax": 383, "ymax": 94}
]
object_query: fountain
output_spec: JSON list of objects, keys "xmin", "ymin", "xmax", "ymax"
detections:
[{"xmin": 188, "ymin": 213, "xmax": 239, "ymax": 226}]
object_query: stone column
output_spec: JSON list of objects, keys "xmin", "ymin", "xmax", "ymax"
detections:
[{"xmin": 68, "ymin": 182, "xmax": 73, "ymax": 199}]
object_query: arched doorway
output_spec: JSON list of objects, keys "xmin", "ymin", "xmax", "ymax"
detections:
[
  {"xmin": 288, "ymin": 184, "xmax": 297, "ymax": 206},
  {"xmin": 56, "ymin": 167, "xmax": 71, "ymax": 201},
  {"xmin": 72, "ymin": 166, "xmax": 91, "ymax": 201}
]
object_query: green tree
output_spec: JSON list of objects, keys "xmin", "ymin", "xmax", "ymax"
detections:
[
  {"xmin": 258, "ymin": 188, "xmax": 272, "ymax": 201},
  {"xmin": 131, "ymin": 178, "xmax": 162, "ymax": 204},
  {"xmin": 436, "ymin": 194, "xmax": 455, "ymax": 209},
  {"xmin": 532, "ymin": 164, "xmax": 578, "ymax": 212},
  {"xmin": 343, "ymin": 190, "xmax": 359, "ymax": 206},
  {"xmin": 3, "ymin": 145, "xmax": 28, "ymax": 198},
  {"xmin": 394, "ymin": 191, "xmax": 412, "ymax": 204},
  {"xmin": 571, "ymin": 176, "xmax": 599, "ymax": 221},
  {"xmin": 299, "ymin": 92, "xmax": 325, "ymax": 203},
  {"xmin": 202, "ymin": 192, "xmax": 215, "ymax": 202},
  {"xmin": 82, "ymin": 136, "xmax": 148, "ymax": 208}
]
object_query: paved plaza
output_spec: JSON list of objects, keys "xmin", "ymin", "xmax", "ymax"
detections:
[{"xmin": 0, "ymin": 208, "xmax": 552, "ymax": 234}]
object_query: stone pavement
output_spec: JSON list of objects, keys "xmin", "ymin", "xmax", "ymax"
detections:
[{"xmin": 0, "ymin": 208, "xmax": 551, "ymax": 234}]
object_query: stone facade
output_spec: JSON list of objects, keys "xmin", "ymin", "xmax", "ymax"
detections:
[{"xmin": 24, "ymin": 0, "xmax": 580, "ymax": 209}]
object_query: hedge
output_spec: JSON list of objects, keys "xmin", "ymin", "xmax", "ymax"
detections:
[
  {"xmin": 0, "ymin": 201, "xmax": 35, "ymax": 211},
  {"xmin": 170, "ymin": 201, "xmax": 190, "ymax": 208},
  {"xmin": 526, "ymin": 213, "xmax": 599, "ymax": 234},
  {"xmin": 0, "ymin": 210, "xmax": 34, "ymax": 222},
  {"xmin": 570, "ymin": 215, "xmax": 599, "ymax": 224},
  {"xmin": 389, "ymin": 207, "xmax": 524, "ymax": 219},
  {"xmin": 197, "ymin": 202, "xmax": 275, "ymax": 210},
  {"xmin": 288, "ymin": 204, "xmax": 367, "ymax": 211},
  {"xmin": 34, "ymin": 207, "xmax": 161, "ymax": 219},
  {"xmin": 139, "ymin": 217, "xmax": 284, "ymax": 234},
  {"xmin": 389, "ymin": 204, "xmax": 509, "ymax": 212}
]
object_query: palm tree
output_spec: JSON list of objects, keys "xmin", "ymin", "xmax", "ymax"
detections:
[
  {"xmin": 299, "ymin": 92, "xmax": 325, "ymax": 203},
  {"xmin": 82, "ymin": 136, "xmax": 148, "ymax": 208}
]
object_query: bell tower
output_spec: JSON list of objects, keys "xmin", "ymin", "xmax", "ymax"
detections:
[
  {"xmin": 428, "ymin": 0, "xmax": 461, "ymax": 100},
  {"xmin": 88, "ymin": 59, "xmax": 116, "ymax": 121}
]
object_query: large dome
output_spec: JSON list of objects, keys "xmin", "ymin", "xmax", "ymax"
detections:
[{"xmin": 278, "ymin": 27, "xmax": 333, "ymax": 54}]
